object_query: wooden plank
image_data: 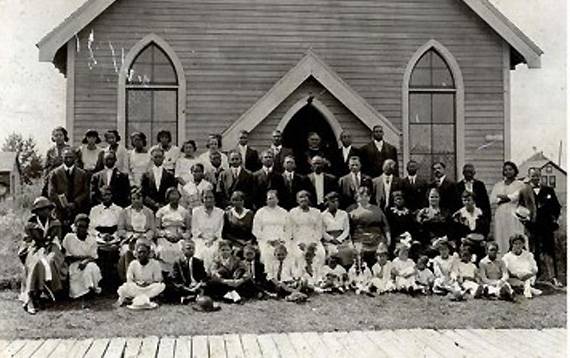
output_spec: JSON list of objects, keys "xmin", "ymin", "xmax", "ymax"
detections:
[
  {"xmin": 240, "ymin": 334, "xmax": 263, "ymax": 358},
  {"xmin": 363, "ymin": 331, "xmax": 407, "ymax": 358},
  {"xmin": 124, "ymin": 338, "xmax": 143, "ymax": 358},
  {"xmin": 319, "ymin": 332, "xmax": 349, "ymax": 358},
  {"xmin": 137, "ymin": 336, "xmax": 159, "ymax": 358},
  {"xmin": 31, "ymin": 339, "xmax": 61, "ymax": 358},
  {"xmin": 67, "ymin": 339, "xmax": 94, "ymax": 358},
  {"xmin": 457, "ymin": 329, "xmax": 511, "ymax": 357},
  {"xmin": 270, "ymin": 334, "xmax": 299, "ymax": 358},
  {"xmin": 508, "ymin": 329, "xmax": 560, "ymax": 357},
  {"xmin": 487, "ymin": 330, "xmax": 538, "ymax": 357},
  {"xmin": 408, "ymin": 329, "xmax": 461, "ymax": 358},
  {"xmin": 192, "ymin": 336, "xmax": 209, "ymax": 358},
  {"xmin": 103, "ymin": 338, "xmax": 127, "ymax": 358},
  {"xmin": 13, "ymin": 340, "xmax": 44, "ymax": 358},
  {"xmin": 48, "ymin": 339, "xmax": 76, "ymax": 358},
  {"xmin": 349, "ymin": 331, "xmax": 388, "ymax": 358},
  {"xmin": 208, "ymin": 335, "xmax": 227, "ymax": 358},
  {"xmin": 298, "ymin": 332, "xmax": 331, "ymax": 358},
  {"xmin": 256, "ymin": 334, "xmax": 281, "ymax": 358},
  {"xmin": 398, "ymin": 330, "xmax": 441, "ymax": 358},
  {"xmin": 4, "ymin": 340, "xmax": 27, "ymax": 357},
  {"xmin": 84, "ymin": 338, "xmax": 110, "ymax": 358},
  {"xmin": 157, "ymin": 337, "xmax": 176, "ymax": 358},
  {"xmin": 0, "ymin": 340, "xmax": 10, "ymax": 353},
  {"xmin": 439, "ymin": 330, "xmax": 485, "ymax": 357},
  {"xmin": 286, "ymin": 333, "xmax": 313, "ymax": 358},
  {"xmin": 223, "ymin": 334, "xmax": 245, "ymax": 358},
  {"xmin": 174, "ymin": 336, "xmax": 192, "ymax": 358},
  {"xmin": 377, "ymin": 330, "xmax": 421, "ymax": 357},
  {"xmin": 471, "ymin": 330, "xmax": 519, "ymax": 358}
]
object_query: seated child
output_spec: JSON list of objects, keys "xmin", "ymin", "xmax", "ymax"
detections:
[
  {"xmin": 169, "ymin": 240, "xmax": 208, "ymax": 304},
  {"xmin": 298, "ymin": 245, "xmax": 325, "ymax": 294},
  {"xmin": 454, "ymin": 245, "xmax": 483, "ymax": 298},
  {"xmin": 348, "ymin": 250, "xmax": 373, "ymax": 295},
  {"xmin": 432, "ymin": 237, "xmax": 462, "ymax": 296},
  {"xmin": 62, "ymin": 214, "xmax": 102, "ymax": 299},
  {"xmin": 415, "ymin": 255, "xmax": 435, "ymax": 294},
  {"xmin": 391, "ymin": 242, "xmax": 420, "ymax": 294},
  {"xmin": 117, "ymin": 238, "xmax": 166, "ymax": 306},
  {"xmin": 370, "ymin": 243, "xmax": 395, "ymax": 294},
  {"xmin": 320, "ymin": 255, "xmax": 348, "ymax": 293},
  {"xmin": 239, "ymin": 244, "xmax": 271, "ymax": 299},
  {"xmin": 266, "ymin": 244, "xmax": 300, "ymax": 298},
  {"xmin": 207, "ymin": 241, "xmax": 247, "ymax": 303},
  {"xmin": 478, "ymin": 242, "xmax": 513, "ymax": 301},
  {"xmin": 502, "ymin": 234, "xmax": 541, "ymax": 299}
]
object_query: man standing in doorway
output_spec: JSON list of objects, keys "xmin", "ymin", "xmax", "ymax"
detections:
[
  {"xmin": 359, "ymin": 125, "xmax": 398, "ymax": 178},
  {"xmin": 332, "ymin": 130, "xmax": 360, "ymax": 177}
]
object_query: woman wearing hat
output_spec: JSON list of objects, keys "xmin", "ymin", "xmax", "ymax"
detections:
[
  {"xmin": 490, "ymin": 161, "xmax": 534, "ymax": 255},
  {"xmin": 78, "ymin": 129, "xmax": 103, "ymax": 174},
  {"xmin": 128, "ymin": 132, "xmax": 151, "ymax": 187}
]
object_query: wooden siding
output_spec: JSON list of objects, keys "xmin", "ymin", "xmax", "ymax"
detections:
[{"xmin": 71, "ymin": 0, "xmax": 507, "ymax": 185}]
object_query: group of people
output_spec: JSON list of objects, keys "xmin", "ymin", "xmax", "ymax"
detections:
[{"xmin": 17, "ymin": 124, "xmax": 562, "ymax": 313}]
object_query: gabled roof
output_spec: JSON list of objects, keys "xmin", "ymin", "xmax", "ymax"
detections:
[
  {"xmin": 222, "ymin": 50, "xmax": 401, "ymax": 147},
  {"xmin": 37, "ymin": 0, "xmax": 542, "ymax": 68},
  {"xmin": 518, "ymin": 151, "xmax": 567, "ymax": 177},
  {"xmin": 0, "ymin": 152, "xmax": 18, "ymax": 173}
]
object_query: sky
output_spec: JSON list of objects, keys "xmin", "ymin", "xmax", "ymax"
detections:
[{"xmin": 0, "ymin": 0, "xmax": 566, "ymax": 166}]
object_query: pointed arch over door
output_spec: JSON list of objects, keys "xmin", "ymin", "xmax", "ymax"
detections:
[
  {"xmin": 402, "ymin": 40, "xmax": 465, "ymax": 179},
  {"xmin": 117, "ymin": 34, "xmax": 186, "ymax": 146}
]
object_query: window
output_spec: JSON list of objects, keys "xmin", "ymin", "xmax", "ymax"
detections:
[
  {"xmin": 541, "ymin": 176, "xmax": 548, "ymax": 186},
  {"xmin": 549, "ymin": 175, "xmax": 556, "ymax": 188},
  {"xmin": 545, "ymin": 165, "xmax": 553, "ymax": 173},
  {"xmin": 125, "ymin": 43, "xmax": 179, "ymax": 146},
  {"xmin": 408, "ymin": 50, "xmax": 456, "ymax": 180}
]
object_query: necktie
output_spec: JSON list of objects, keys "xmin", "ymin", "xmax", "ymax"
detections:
[
  {"xmin": 233, "ymin": 168, "xmax": 238, "ymax": 179},
  {"xmin": 411, "ymin": 177, "xmax": 414, "ymax": 185},
  {"xmin": 251, "ymin": 261, "xmax": 256, "ymax": 280},
  {"xmin": 188, "ymin": 258, "xmax": 194, "ymax": 283},
  {"xmin": 277, "ymin": 260, "xmax": 283, "ymax": 281}
]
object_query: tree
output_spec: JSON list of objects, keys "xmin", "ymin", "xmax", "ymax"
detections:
[{"xmin": 2, "ymin": 133, "xmax": 43, "ymax": 185}]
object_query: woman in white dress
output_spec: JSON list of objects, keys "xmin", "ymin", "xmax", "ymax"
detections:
[
  {"xmin": 490, "ymin": 161, "xmax": 532, "ymax": 255},
  {"xmin": 128, "ymin": 132, "xmax": 150, "ymax": 187},
  {"xmin": 174, "ymin": 140, "xmax": 199, "ymax": 186},
  {"xmin": 321, "ymin": 191, "xmax": 352, "ymax": 267},
  {"xmin": 155, "ymin": 187, "xmax": 192, "ymax": 273},
  {"xmin": 180, "ymin": 163, "xmax": 214, "ymax": 209},
  {"xmin": 191, "ymin": 190, "xmax": 224, "ymax": 272},
  {"xmin": 252, "ymin": 190, "xmax": 291, "ymax": 266},
  {"xmin": 78, "ymin": 129, "xmax": 103, "ymax": 174},
  {"xmin": 149, "ymin": 130, "xmax": 180, "ymax": 174},
  {"xmin": 198, "ymin": 134, "xmax": 229, "ymax": 173},
  {"xmin": 288, "ymin": 190, "xmax": 326, "ymax": 267},
  {"xmin": 62, "ymin": 214, "xmax": 102, "ymax": 299}
]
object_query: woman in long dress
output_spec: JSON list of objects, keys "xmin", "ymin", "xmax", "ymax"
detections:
[
  {"xmin": 191, "ymin": 190, "xmax": 225, "ymax": 272},
  {"xmin": 321, "ymin": 191, "xmax": 352, "ymax": 267},
  {"xmin": 128, "ymin": 132, "xmax": 151, "ymax": 187},
  {"xmin": 490, "ymin": 161, "xmax": 532, "ymax": 255},
  {"xmin": 288, "ymin": 190, "xmax": 326, "ymax": 267},
  {"xmin": 252, "ymin": 190, "xmax": 290, "ymax": 266},
  {"xmin": 222, "ymin": 191, "xmax": 255, "ymax": 254},
  {"xmin": 416, "ymin": 187, "xmax": 451, "ymax": 258}
]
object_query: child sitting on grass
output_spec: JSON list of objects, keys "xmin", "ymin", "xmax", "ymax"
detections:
[
  {"xmin": 169, "ymin": 239, "xmax": 207, "ymax": 304},
  {"xmin": 432, "ymin": 237, "xmax": 462, "ymax": 297},
  {"xmin": 208, "ymin": 240, "xmax": 247, "ymax": 303},
  {"xmin": 478, "ymin": 242, "xmax": 513, "ymax": 301},
  {"xmin": 266, "ymin": 244, "xmax": 301, "ymax": 298},
  {"xmin": 239, "ymin": 244, "xmax": 271, "ymax": 299},
  {"xmin": 117, "ymin": 238, "xmax": 165, "ymax": 308},
  {"xmin": 502, "ymin": 234, "xmax": 541, "ymax": 299},
  {"xmin": 298, "ymin": 245, "xmax": 325, "ymax": 294},
  {"xmin": 391, "ymin": 243, "xmax": 421, "ymax": 295},
  {"xmin": 320, "ymin": 255, "xmax": 348, "ymax": 293},
  {"xmin": 348, "ymin": 249, "xmax": 373, "ymax": 295},
  {"xmin": 454, "ymin": 245, "xmax": 483, "ymax": 299},
  {"xmin": 370, "ymin": 243, "xmax": 395, "ymax": 295},
  {"xmin": 415, "ymin": 255, "xmax": 434, "ymax": 294}
]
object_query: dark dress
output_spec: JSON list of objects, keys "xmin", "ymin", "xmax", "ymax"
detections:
[
  {"xmin": 386, "ymin": 206, "xmax": 417, "ymax": 255},
  {"xmin": 222, "ymin": 209, "xmax": 256, "ymax": 253},
  {"xmin": 451, "ymin": 207, "xmax": 489, "ymax": 262},
  {"xmin": 416, "ymin": 207, "xmax": 451, "ymax": 258}
]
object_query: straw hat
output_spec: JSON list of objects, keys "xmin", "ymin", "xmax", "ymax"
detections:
[
  {"xmin": 127, "ymin": 295, "xmax": 158, "ymax": 310},
  {"xmin": 513, "ymin": 206, "xmax": 531, "ymax": 222},
  {"xmin": 191, "ymin": 295, "xmax": 221, "ymax": 312},
  {"xmin": 31, "ymin": 196, "xmax": 54, "ymax": 213}
]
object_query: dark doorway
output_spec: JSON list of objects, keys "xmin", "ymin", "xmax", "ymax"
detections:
[{"xmin": 281, "ymin": 102, "xmax": 338, "ymax": 173}]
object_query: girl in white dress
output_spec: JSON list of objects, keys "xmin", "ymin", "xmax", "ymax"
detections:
[
  {"xmin": 128, "ymin": 132, "xmax": 151, "ymax": 186},
  {"xmin": 174, "ymin": 140, "xmax": 199, "ymax": 186},
  {"xmin": 181, "ymin": 163, "xmax": 214, "ymax": 209},
  {"xmin": 198, "ymin": 134, "xmax": 229, "ymax": 173},
  {"xmin": 62, "ymin": 214, "xmax": 102, "ymax": 299},
  {"xmin": 288, "ymin": 191, "xmax": 326, "ymax": 267},
  {"xmin": 252, "ymin": 190, "xmax": 291, "ymax": 266},
  {"xmin": 79, "ymin": 129, "xmax": 103, "ymax": 173},
  {"xmin": 149, "ymin": 130, "xmax": 180, "ymax": 173}
]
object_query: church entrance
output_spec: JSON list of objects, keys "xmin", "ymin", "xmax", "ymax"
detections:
[{"xmin": 281, "ymin": 102, "xmax": 338, "ymax": 173}]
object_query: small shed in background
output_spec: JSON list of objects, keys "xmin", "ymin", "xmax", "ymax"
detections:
[{"xmin": 0, "ymin": 152, "xmax": 22, "ymax": 199}]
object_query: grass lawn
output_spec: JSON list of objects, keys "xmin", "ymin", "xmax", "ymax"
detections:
[{"xmin": 0, "ymin": 288, "xmax": 565, "ymax": 340}]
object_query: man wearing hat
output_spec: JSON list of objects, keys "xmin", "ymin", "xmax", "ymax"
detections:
[
  {"xmin": 90, "ymin": 151, "xmax": 130, "ymax": 208},
  {"xmin": 78, "ymin": 129, "xmax": 103, "ymax": 174},
  {"xmin": 48, "ymin": 147, "xmax": 90, "ymax": 233}
]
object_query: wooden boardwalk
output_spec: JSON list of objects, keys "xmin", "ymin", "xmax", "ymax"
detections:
[{"xmin": 0, "ymin": 328, "xmax": 566, "ymax": 357}]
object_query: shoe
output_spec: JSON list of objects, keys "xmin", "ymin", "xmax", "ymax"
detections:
[
  {"xmin": 499, "ymin": 286, "xmax": 514, "ymax": 301},
  {"xmin": 523, "ymin": 286, "xmax": 532, "ymax": 298},
  {"xmin": 473, "ymin": 285, "xmax": 484, "ymax": 299},
  {"xmin": 530, "ymin": 287, "xmax": 542, "ymax": 297},
  {"xmin": 482, "ymin": 286, "xmax": 489, "ymax": 298},
  {"xmin": 24, "ymin": 301, "xmax": 38, "ymax": 315},
  {"xmin": 552, "ymin": 278, "xmax": 564, "ymax": 288}
]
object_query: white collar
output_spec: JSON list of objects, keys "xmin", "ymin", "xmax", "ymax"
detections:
[
  {"xmin": 153, "ymin": 165, "xmax": 163, "ymax": 171},
  {"xmin": 271, "ymin": 144, "xmax": 282, "ymax": 150},
  {"xmin": 231, "ymin": 207, "xmax": 250, "ymax": 219},
  {"xmin": 408, "ymin": 174, "xmax": 416, "ymax": 180},
  {"xmin": 63, "ymin": 164, "xmax": 74, "ymax": 171}
]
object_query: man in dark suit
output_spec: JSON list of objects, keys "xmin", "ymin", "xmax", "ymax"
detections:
[
  {"xmin": 280, "ymin": 155, "xmax": 313, "ymax": 210},
  {"xmin": 456, "ymin": 163, "xmax": 491, "ymax": 229},
  {"xmin": 169, "ymin": 240, "xmax": 208, "ymax": 303},
  {"xmin": 338, "ymin": 156, "xmax": 373, "ymax": 209},
  {"xmin": 359, "ymin": 125, "xmax": 399, "ymax": 178},
  {"xmin": 205, "ymin": 151, "xmax": 226, "ymax": 190},
  {"xmin": 90, "ymin": 151, "xmax": 130, "ymax": 208},
  {"xmin": 141, "ymin": 147, "xmax": 177, "ymax": 212},
  {"xmin": 401, "ymin": 160, "xmax": 428, "ymax": 212},
  {"xmin": 217, "ymin": 150, "xmax": 254, "ymax": 209},
  {"xmin": 236, "ymin": 130, "xmax": 261, "ymax": 172},
  {"xmin": 528, "ymin": 168, "xmax": 562, "ymax": 286},
  {"xmin": 307, "ymin": 155, "xmax": 338, "ymax": 210},
  {"xmin": 48, "ymin": 147, "xmax": 90, "ymax": 232},
  {"xmin": 252, "ymin": 150, "xmax": 286, "ymax": 210},
  {"xmin": 372, "ymin": 159, "xmax": 403, "ymax": 210},
  {"xmin": 431, "ymin": 161, "xmax": 460, "ymax": 213},
  {"xmin": 332, "ymin": 130, "xmax": 360, "ymax": 177},
  {"xmin": 269, "ymin": 130, "xmax": 294, "ymax": 173}
]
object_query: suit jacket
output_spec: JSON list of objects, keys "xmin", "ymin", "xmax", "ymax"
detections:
[
  {"xmin": 307, "ymin": 172, "xmax": 339, "ymax": 209},
  {"xmin": 243, "ymin": 259, "xmax": 268, "ymax": 285},
  {"xmin": 271, "ymin": 146, "xmax": 294, "ymax": 173},
  {"xmin": 48, "ymin": 165, "xmax": 90, "ymax": 223},
  {"xmin": 171, "ymin": 257, "xmax": 208, "ymax": 287},
  {"xmin": 205, "ymin": 167, "xmax": 225, "ymax": 188},
  {"xmin": 338, "ymin": 172, "xmax": 373, "ymax": 209},
  {"xmin": 90, "ymin": 168, "xmax": 131, "ymax": 208},
  {"xmin": 532, "ymin": 185, "xmax": 561, "ymax": 230},
  {"xmin": 252, "ymin": 168, "xmax": 286, "ymax": 210},
  {"xmin": 280, "ymin": 172, "xmax": 313, "ymax": 210},
  {"xmin": 216, "ymin": 167, "xmax": 254, "ymax": 209},
  {"xmin": 140, "ymin": 167, "xmax": 177, "ymax": 212},
  {"xmin": 237, "ymin": 146, "xmax": 261, "ymax": 172},
  {"xmin": 456, "ymin": 179, "xmax": 491, "ymax": 221},
  {"xmin": 372, "ymin": 175, "xmax": 403, "ymax": 210},
  {"xmin": 359, "ymin": 141, "xmax": 399, "ymax": 178},
  {"xmin": 332, "ymin": 146, "xmax": 361, "ymax": 177},
  {"xmin": 401, "ymin": 176, "xmax": 428, "ymax": 212},
  {"xmin": 212, "ymin": 256, "xmax": 246, "ymax": 279},
  {"xmin": 431, "ymin": 176, "xmax": 461, "ymax": 213}
]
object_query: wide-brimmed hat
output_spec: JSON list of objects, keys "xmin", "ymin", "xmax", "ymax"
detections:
[
  {"xmin": 82, "ymin": 129, "xmax": 102, "ymax": 144},
  {"xmin": 513, "ymin": 206, "xmax": 531, "ymax": 222},
  {"xmin": 127, "ymin": 295, "xmax": 158, "ymax": 310},
  {"xmin": 31, "ymin": 196, "xmax": 54, "ymax": 213},
  {"xmin": 433, "ymin": 236, "xmax": 454, "ymax": 250},
  {"xmin": 464, "ymin": 233, "xmax": 485, "ymax": 243},
  {"xmin": 191, "ymin": 295, "xmax": 221, "ymax": 312}
]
